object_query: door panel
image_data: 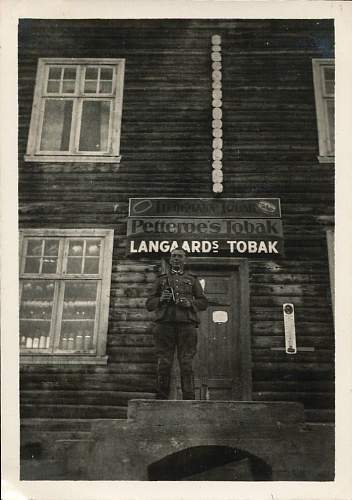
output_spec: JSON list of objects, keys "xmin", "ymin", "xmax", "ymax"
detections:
[{"xmin": 170, "ymin": 263, "xmax": 242, "ymax": 401}]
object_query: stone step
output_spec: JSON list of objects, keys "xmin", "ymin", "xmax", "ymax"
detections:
[
  {"xmin": 128, "ymin": 400, "xmax": 306, "ymax": 427},
  {"xmin": 21, "ymin": 418, "xmax": 95, "ymax": 432}
]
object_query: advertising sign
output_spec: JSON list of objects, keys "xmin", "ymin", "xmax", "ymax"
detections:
[
  {"xmin": 128, "ymin": 218, "xmax": 283, "ymax": 239},
  {"xmin": 128, "ymin": 238, "xmax": 284, "ymax": 256},
  {"xmin": 129, "ymin": 198, "xmax": 281, "ymax": 218},
  {"xmin": 127, "ymin": 198, "xmax": 284, "ymax": 257}
]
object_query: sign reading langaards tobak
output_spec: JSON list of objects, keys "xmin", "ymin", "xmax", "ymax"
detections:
[{"xmin": 127, "ymin": 198, "xmax": 284, "ymax": 257}]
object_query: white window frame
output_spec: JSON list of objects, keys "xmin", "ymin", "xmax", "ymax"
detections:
[
  {"xmin": 19, "ymin": 228, "xmax": 114, "ymax": 364},
  {"xmin": 25, "ymin": 58, "xmax": 125, "ymax": 163},
  {"xmin": 312, "ymin": 58, "xmax": 335, "ymax": 163}
]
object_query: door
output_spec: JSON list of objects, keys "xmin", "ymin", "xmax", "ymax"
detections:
[{"xmin": 169, "ymin": 258, "xmax": 251, "ymax": 401}]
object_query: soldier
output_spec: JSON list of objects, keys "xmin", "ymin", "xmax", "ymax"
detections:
[{"xmin": 146, "ymin": 248, "xmax": 208, "ymax": 400}]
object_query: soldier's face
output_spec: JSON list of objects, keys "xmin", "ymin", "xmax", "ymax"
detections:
[{"xmin": 170, "ymin": 249, "xmax": 186, "ymax": 269}]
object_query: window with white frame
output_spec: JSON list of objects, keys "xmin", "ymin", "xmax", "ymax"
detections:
[
  {"xmin": 19, "ymin": 229, "xmax": 114, "ymax": 364},
  {"xmin": 312, "ymin": 59, "xmax": 335, "ymax": 162},
  {"xmin": 25, "ymin": 58, "xmax": 125, "ymax": 162}
]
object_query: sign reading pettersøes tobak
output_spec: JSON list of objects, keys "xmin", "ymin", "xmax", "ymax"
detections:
[
  {"xmin": 129, "ymin": 198, "xmax": 281, "ymax": 218},
  {"xmin": 127, "ymin": 198, "xmax": 284, "ymax": 257}
]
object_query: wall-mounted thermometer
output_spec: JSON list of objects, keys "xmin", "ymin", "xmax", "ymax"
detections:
[{"xmin": 283, "ymin": 303, "xmax": 297, "ymax": 354}]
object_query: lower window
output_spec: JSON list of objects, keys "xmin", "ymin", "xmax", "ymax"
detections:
[{"xmin": 19, "ymin": 229, "xmax": 114, "ymax": 364}]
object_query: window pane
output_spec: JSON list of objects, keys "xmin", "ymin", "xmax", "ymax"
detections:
[
  {"xmin": 64, "ymin": 281, "xmax": 98, "ymax": 301},
  {"xmin": 27, "ymin": 239, "xmax": 43, "ymax": 256},
  {"xmin": 63, "ymin": 67, "xmax": 77, "ymax": 80},
  {"xmin": 99, "ymin": 67, "xmax": 113, "ymax": 94},
  {"xmin": 20, "ymin": 280, "xmax": 55, "ymax": 350},
  {"xmin": 40, "ymin": 100, "xmax": 73, "ymax": 151},
  {"xmin": 324, "ymin": 67, "xmax": 334, "ymax": 95},
  {"xmin": 60, "ymin": 321, "xmax": 95, "ymax": 350},
  {"xmin": 99, "ymin": 80, "xmax": 113, "ymax": 93},
  {"xmin": 86, "ymin": 240, "xmax": 101, "ymax": 256},
  {"xmin": 60, "ymin": 282, "xmax": 98, "ymax": 352},
  {"xmin": 42, "ymin": 258, "xmax": 58, "ymax": 274},
  {"xmin": 44, "ymin": 239, "xmax": 59, "ymax": 256},
  {"xmin": 327, "ymin": 99, "xmax": 335, "ymax": 153},
  {"xmin": 24, "ymin": 258, "xmax": 41, "ymax": 274},
  {"xmin": 48, "ymin": 67, "xmax": 62, "ymax": 80},
  {"xmin": 40, "ymin": 239, "xmax": 59, "ymax": 273},
  {"xmin": 68, "ymin": 240, "xmax": 84, "ymax": 256},
  {"xmin": 21, "ymin": 280, "xmax": 56, "ymax": 301},
  {"xmin": 78, "ymin": 100, "xmax": 110, "ymax": 151},
  {"xmin": 47, "ymin": 67, "xmax": 63, "ymax": 94},
  {"xmin": 62, "ymin": 80, "xmax": 76, "ymax": 93},
  {"xmin": 47, "ymin": 80, "xmax": 60, "ymax": 93},
  {"xmin": 84, "ymin": 258, "xmax": 100, "ymax": 274},
  {"xmin": 100, "ymin": 68, "xmax": 113, "ymax": 81},
  {"xmin": 24, "ymin": 239, "xmax": 59, "ymax": 274},
  {"xmin": 67, "ymin": 239, "xmax": 84, "ymax": 273},
  {"xmin": 20, "ymin": 320, "xmax": 52, "ymax": 349},
  {"xmin": 84, "ymin": 80, "xmax": 98, "ymax": 93},
  {"xmin": 85, "ymin": 67, "xmax": 98, "ymax": 80},
  {"xmin": 67, "ymin": 257, "xmax": 83, "ymax": 274},
  {"xmin": 84, "ymin": 67, "xmax": 99, "ymax": 93}
]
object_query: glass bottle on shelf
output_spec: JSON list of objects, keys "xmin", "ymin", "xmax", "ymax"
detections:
[
  {"xmin": 84, "ymin": 335, "xmax": 91, "ymax": 351},
  {"xmin": 75, "ymin": 331, "xmax": 83, "ymax": 351}
]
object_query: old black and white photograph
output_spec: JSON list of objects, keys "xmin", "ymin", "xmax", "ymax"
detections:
[{"xmin": 1, "ymin": 1, "xmax": 352, "ymax": 499}]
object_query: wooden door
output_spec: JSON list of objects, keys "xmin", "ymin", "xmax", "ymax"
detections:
[{"xmin": 170, "ymin": 260, "xmax": 249, "ymax": 401}]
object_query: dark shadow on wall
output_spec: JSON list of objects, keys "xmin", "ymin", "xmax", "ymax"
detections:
[{"xmin": 147, "ymin": 445, "xmax": 273, "ymax": 481}]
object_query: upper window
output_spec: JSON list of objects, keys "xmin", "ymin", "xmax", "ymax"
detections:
[
  {"xmin": 19, "ymin": 229, "xmax": 114, "ymax": 364},
  {"xmin": 25, "ymin": 58, "xmax": 125, "ymax": 162},
  {"xmin": 312, "ymin": 59, "xmax": 335, "ymax": 162}
]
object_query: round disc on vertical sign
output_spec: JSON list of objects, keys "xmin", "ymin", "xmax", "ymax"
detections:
[
  {"xmin": 212, "ymin": 70, "xmax": 222, "ymax": 81},
  {"xmin": 212, "ymin": 108, "xmax": 222, "ymax": 120},
  {"xmin": 213, "ymin": 182, "xmax": 223, "ymax": 193},
  {"xmin": 212, "ymin": 160, "xmax": 222, "ymax": 170},
  {"xmin": 212, "ymin": 34, "xmax": 222, "ymax": 45},
  {"xmin": 212, "ymin": 170, "xmax": 223, "ymax": 183},
  {"xmin": 213, "ymin": 138, "xmax": 223, "ymax": 149},
  {"xmin": 213, "ymin": 149, "xmax": 223, "ymax": 160},
  {"xmin": 211, "ymin": 52, "xmax": 222, "ymax": 62},
  {"xmin": 212, "ymin": 119, "xmax": 222, "ymax": 129},
  {"xmin": 213, "ymin": 128, "xmax": 223, "ymax": 138},
  {"xmin": 212, "ymin": 62, "xmax": 222, "ymax": 71}
]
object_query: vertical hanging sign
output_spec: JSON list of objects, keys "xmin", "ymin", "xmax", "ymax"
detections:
[
  {"xmin": 211, "ymin": 34, "xmax": 223, "ymax": 194},
  {"xmin": 283, "ymin": 303, "xmax": 297, "ymax": 354}
]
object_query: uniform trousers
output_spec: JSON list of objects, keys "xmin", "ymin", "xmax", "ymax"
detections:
[{"xmin": 153, "ymin": 322, "xmax": 198, "ymax": 400}]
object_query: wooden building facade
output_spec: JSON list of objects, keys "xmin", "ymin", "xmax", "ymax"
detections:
[{"xmin": 18, "ymin": 18, "xmax": 335, "ymax": 477}]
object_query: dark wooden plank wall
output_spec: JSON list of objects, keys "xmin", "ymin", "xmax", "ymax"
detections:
[{"xmin": 18, "ymin": 19, "xmax": 334, "ymax": 422}]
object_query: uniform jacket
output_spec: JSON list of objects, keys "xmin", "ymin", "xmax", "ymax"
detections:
[{"xmin": 146, "ymin": 271, "xmax": 208, "ymax": 325}]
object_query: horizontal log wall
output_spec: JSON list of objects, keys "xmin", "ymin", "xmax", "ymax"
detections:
[{"xmin": 19, "ymin": 19, "xmax": 334, "ymax": 421}]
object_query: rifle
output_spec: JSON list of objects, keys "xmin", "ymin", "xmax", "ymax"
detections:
[{"xmin": 166, "ymin": 272, "xmax": 176, "ymax": 302}]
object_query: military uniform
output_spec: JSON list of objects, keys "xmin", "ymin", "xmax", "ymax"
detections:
[{"xmin": 146, "ymin": 270, "xmax": 208, "ymax": 400}]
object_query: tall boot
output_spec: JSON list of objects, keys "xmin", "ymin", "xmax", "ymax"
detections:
[
  {"xmin": 156, "ymin": 374, "xmax": 170, "ymax": 400},
  {"xmin": 181, "ymin": 373, "xmax": 195, "ymax": 400}
]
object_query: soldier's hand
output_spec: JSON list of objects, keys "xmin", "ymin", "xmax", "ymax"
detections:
[
  {"xmin": 178, "ymin": 297, "xmax": 192, "ymax": 308},
  {"xmin": 160, "ymin": 289, "xmax": 173, "ymax": 303}
]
